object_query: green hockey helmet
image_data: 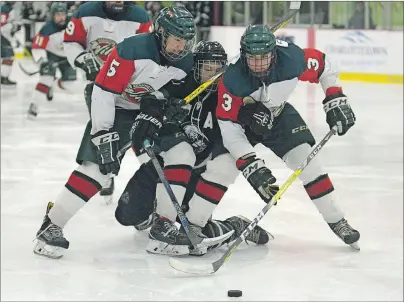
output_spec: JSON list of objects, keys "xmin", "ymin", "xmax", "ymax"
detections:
[
  {"xmin": 50, "ymin": 2, "xmax": 67, "ymax": 28},
  {"xmin": 240, "ymin": 24, "xmax": 277, "ymax": 79},
  {"xmin": 154, "ymin": 6, "xmax": 196, "ymax": 61}
]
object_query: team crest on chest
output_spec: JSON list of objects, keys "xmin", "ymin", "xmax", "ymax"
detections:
[
  {"xmin": 89, "ymin": 38, "xmax": 117, "ymax": 63},
  {"xmin": 122, "ymin": 83, "xmax": 155, "ymax": 104}
]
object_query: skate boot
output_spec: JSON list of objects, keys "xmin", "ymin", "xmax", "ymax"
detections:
[
  {"xmin": 147, "ymin": 214, "xmax": 193, "ymax": 255},
  {"xmin": 27, "ymin": 103, "xmax": 38, "ymax": 118},
  {"xmin": 328, "ymin": 218, "xmax": 360, "ymax": 250},
  {"xmin": 1, "ymin": 76, "xmax": 16, "ymax": 87},
  {"xmin": 225, "ymin": 215, "xmax": 274, "ymax": 244},
  {"xmin": 100, "ymin": 177, "xmax": 114, "ymax": 204},
  {"xmin": 33, "ymin": 202, "xmax": 70, "ymax": 259}
]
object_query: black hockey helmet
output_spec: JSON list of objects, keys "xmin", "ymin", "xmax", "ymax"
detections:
[
  {"xmin": 50, "ymin": 2, "xmax": 67, "ymax": 28},
  {"xmin": 193, "ymin": 41, "xmax": 227, "ymax": 92},
  {"xmin": 240, "ymin": 24, "xmax": 277, "ymax": 80},
  {"xmin": 154, "ymin": 6, "xmax": 196, "ymax": 61}
]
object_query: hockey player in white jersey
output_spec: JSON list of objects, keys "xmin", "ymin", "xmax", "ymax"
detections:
[
  {"xmin": 216, "ymin": 25, "xmax": 360, "ymax": 248},
  {"xmin": 63, "ymin": 1, "xmax": 152, "ymax": 201},
  {"xmin": 32, "ymin": 6, "xmax": 224, "ymax": 259},
  {"xmin": 27, "ymin": 3, "xmax": 79, "ymax": 118}
]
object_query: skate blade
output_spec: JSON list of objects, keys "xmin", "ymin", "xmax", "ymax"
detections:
[
  {"xmin": 33, "ymin": 240, "xmax": 65, "ymax": 259},
  {"xmin": 349, "ymin": 242, "xmax": 360, "ymax": 251},
  {"xmin": 103, "ymin": 194, "xmax": 113, "ymax": 205},
  {"xmin": 146, "ymin": 239, "xmax": 189, "ymax": 256}
]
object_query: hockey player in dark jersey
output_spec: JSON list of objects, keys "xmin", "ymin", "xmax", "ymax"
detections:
[
  {"xmin": 216, "ymin": 24, "xmax": 360, "ymax": 249},
  {"xmin": 32, "ymin": 6, "xmax": 198, "ymax": 259},
  {"xmin": 116, "ymin": 41, "xmax": 272, "ymax": 255},
  {"xmin": 63, "ymin": 1, "xmax": 152, "ymax": 201},
  {"xmin": 28, "ymin": 3, "xmax": 78, "ymax": 118}
]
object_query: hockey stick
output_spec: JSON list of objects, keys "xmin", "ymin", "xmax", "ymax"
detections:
[
  {"xmin": 169, "ymin": 126, "xmax": 338, "ymax": 275},
  {"xmin": 183, "ymin": 1, "xmax": 301, "ymax": 104},
  {"xmin": 18, "ymin": 59, "xmax": 68, "ymax": 76}
]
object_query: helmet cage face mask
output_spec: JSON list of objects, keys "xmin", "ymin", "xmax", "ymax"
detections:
[
  {"xmin": 160, "ymin": 29, "xmax": 195, "ymax": 61},
  {"xmin": 194, "ymin": 59, "xmax": 226, "ymax": 92},
  {"xmin": 242, "ymin": 51, "xmax": 274, "ymax": 79}
]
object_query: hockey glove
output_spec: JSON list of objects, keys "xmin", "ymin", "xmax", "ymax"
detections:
[
  {"xmin": 238, "ymin": 98, "xmax": 274, "ymax": 137},
  {"xmin": 74, "ymin": 52, "xmax": 101, "ymax": 81},
  {"xmin": 323, "ymin": 91, "xmax": 356, "ymax": 136},
  {"xmin": 236, "ymin": 153, "xmax": 279, "ymax": 204},
  {"xmin": 39, "ymin": 60, "xmax": 56, "ymax": 76},
  {"xmin": 164, "ymin": 97, "xmax": 191, "ymax": 123},
  {"xmin": 91, "ymin": 130, "xmax": 121, "ymax": 175},
  {"xmin": 130, "ymin": 96, "xmax": 164, "ymax": 152}
]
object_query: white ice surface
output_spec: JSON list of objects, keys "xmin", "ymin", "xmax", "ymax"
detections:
[{"xmin": 1, "ymin": 61, "xmax": 403, "ymax": 301}]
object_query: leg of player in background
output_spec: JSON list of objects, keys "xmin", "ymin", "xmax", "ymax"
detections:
[
  {"xmin": 1, "ymin": 35, "xmax": 16, "ymax": 87},
  {"xmin": 27, "ymin": 61, "xmax": 56, "ymax": 118}
]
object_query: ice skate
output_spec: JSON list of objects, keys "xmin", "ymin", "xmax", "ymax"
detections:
[
  {"xmin": 147, "ymin": 214, "xmax": 192, "ymax": 255},
  {"xmin": 225, "ymin": 215, "xmax": 274, "ymax": 244},
  {"xmin": 33, "ymin": 202, "xmax": 70, "ymax": 259},
  {"xmin": 27, "ymin": 103, "xmax": 38, "ymax": 118},
  {"xmin": 1, "ymin": 76, "xmax": 16, "ymax": 88},
  {"xmin": 328, "ymin": 218, "xmax": 360, "ymax": 250}
]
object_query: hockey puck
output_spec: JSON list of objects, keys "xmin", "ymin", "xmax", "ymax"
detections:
[{"xmin": 228, "ymin": 290, "xmax": 242, "ymax": 297}]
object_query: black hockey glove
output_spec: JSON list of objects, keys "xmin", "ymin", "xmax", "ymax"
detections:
[
  {"xmin": 322, "ymin": 92, "xmax": 356, "ymax": 136},
  {"xmin": 74, "ymin": 52, "xmax": 101, "ymax": 81},
  {"xmin": 39, "ymin": 60, "xmax": 56, "ymax": 76},
  {"xmin": 164, "ymin": 97, "xmax": 191, "ymax": 123},
  {"xmin": 238, "ymin": 98, "xmax": 274, "ymax": 137},
  {"xmin": 130, "ymin": 96, "xmax": 164, "ymax": 152},
  {"xmin": 237, "ymin": 153, "xmax": 280, "ymax": 204},
  {"xmin": 91, "ymin": 130, "xmax": 121, "ymax": 175}
]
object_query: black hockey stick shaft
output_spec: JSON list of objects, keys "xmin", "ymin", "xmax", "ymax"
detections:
[{"xmin": 143, "ymin": 139, "xmax": 204, "ymax": 246}]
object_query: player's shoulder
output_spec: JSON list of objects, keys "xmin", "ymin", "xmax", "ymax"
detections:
[
  {"xmin": 118, "ymin": 4, "xmax": 150, "ymax": 23},
  {"xmin": 170, "ymin": 52, "xmax": 194, "ymax": 74},
  {"xmin": 38, "ymin": 21, "xmax": 60, "ymax": 36},
  {"xmin": 117, "ymin": 33, "xmax": 159, "ymax": 61},
  {"xmin": 222, "ymin": 60, "xmax": 253, "ymax": 96},
  {"xmin": 274, "ymin": 41, "xmax": 306, "ymax": 81},
  {"xmin": 72, "ymin": 1, "xmax": 104, "ymax": 19},
  {"xmin": 0, "ymin": 4, "xmax": 12, "ymax": 14}
]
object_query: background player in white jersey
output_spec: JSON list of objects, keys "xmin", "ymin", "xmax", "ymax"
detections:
[
  {"xmin": 216, "ymin": 24, "xmax": 360, "ymax": 248},
  {"xmin": 62, "ymin": 1, "xmax": 152, "ymax": 201},
  {"xmin": 27, "ymin": 3, "xmax": 78, "ymax": 118},
  {"xmin": 33, "ymin": 6, "xmax": 198, "ymax": 259},
  {"xmin": 0, "ymin": 1, "xmax": 21, "ymax": 86}
]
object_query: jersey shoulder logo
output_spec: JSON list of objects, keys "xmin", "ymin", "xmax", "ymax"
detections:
[
  {"xmin": 122, "ymin": 83, "xmax": 154, "ymax": 104},
  {"xmin": 89, "ymin": 38, "xmax": 117, "ymax": 64}
]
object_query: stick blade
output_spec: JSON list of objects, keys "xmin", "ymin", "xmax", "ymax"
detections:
[{"xmin": 169, "ymin": 256, "xmax": 216, "ymax": 275}]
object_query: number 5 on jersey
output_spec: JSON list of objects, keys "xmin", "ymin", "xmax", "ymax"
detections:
[
  {"xmin": 107, "ymin": 59, "xmax": 120, "ymax": 77},
  {"xmin": 222, "ymin": 93, "xmax": 233, "ymax": 111}
]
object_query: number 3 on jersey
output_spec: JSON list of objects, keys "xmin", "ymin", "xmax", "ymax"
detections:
[
  {"xmin": 107, "ymin": 59, "xmax": 120, "ymax": 77},
  {"xmin": 221, "ymin": 93, "xmax": 232, "ymax": 111}
]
